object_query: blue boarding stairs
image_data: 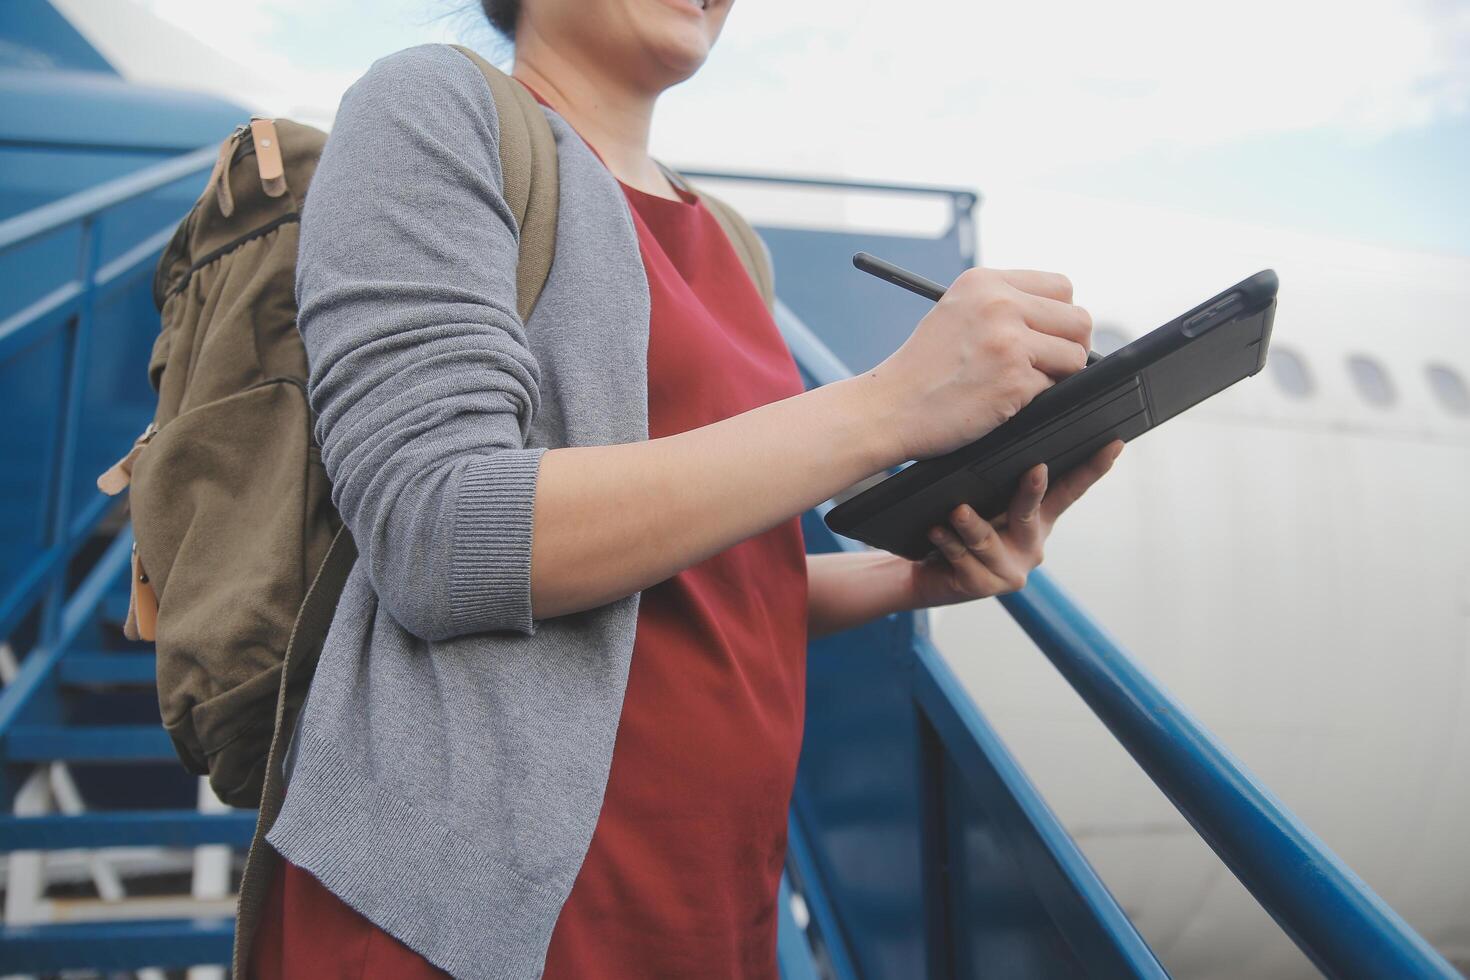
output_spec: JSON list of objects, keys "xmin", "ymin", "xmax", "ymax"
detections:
[{"xmin": 0, "ymin": 150, "xmax": 1461, "ymax": 978}]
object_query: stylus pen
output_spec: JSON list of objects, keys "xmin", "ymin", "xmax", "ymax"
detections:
[{"xmin": 853, "ymin": 251, "xmax": 1103, "ymax": 366}]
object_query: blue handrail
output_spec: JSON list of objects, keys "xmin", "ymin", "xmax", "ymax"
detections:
[
  {"xmin": 1001, "ymin": 573, "xmax": 1459, "ymax": 979},
  {"xmin": 911, "ymin": 634, "xmax": 1166, "ymax": 976},
  {"xmin": 773, "ymin": 301, "xmax": 1459, "ymax": 979},
  {"xmin": 0, "ymin": 144, "xmax": 218, "ymax": 252}
]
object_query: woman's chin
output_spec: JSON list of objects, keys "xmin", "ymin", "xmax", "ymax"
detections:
[{"xmin": 640, "ymin": 37, "xmax": 713, "ymax": 86}]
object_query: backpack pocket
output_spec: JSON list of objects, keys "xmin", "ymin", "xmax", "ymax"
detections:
[{"xmin": 128, "ymin": 377, "xmax": 337, "ymax": 806}]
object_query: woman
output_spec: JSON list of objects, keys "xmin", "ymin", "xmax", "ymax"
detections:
[{"xmin": 249, "ymin": 0, "xmax": 1121, "ymax": 977}]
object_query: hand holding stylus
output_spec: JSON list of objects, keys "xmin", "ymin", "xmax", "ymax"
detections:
[
  {"xmin": 854, "ymin": 252, "xmax": 1103, "ymax": 366},
  {"xmin": 852, "ymin": 251, "xmax": 1116, "ymax": 602},
  {"xmin": 857, "ymin": 257, "xmax": 1095, "ymax": 464}
]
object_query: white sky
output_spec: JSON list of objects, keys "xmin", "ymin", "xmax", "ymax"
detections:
[{"xmin": 106, "ymin": 0, "xmax": 1470, "ymax": 255}]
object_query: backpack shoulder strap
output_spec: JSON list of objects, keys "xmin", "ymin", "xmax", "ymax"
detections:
[
  {"xmin": 448, "ymin": 44, "xmax": 558, "ymax": 322},
  {"xmin": 656, "ymin": 160, "xmax": 776, "ymax": 313},
  {"xmin": 233, "ymin": 524, "xmax": 357, "ymax": 978}
]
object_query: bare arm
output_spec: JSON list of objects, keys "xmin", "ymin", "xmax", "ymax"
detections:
[
  {"xmin": 805, "ymin": 550, "xmax": 918, "ymax": 639},
  {"xmin": 531, "ymin": 375, "xmax": 894, "ymax": 618}
]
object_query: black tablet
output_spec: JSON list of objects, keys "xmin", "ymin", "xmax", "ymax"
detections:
[{"xmin": 824, "ymin": 269, "xmax": 1279, "ymax": 559}]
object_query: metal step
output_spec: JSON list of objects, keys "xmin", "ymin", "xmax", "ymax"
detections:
[
  {"xmin": 0, "ymin": 810, "xmax": 255, "ymax": 851},
  {"xmin": 2, "ymin": 724, "xmax": 175, "ymax": 763},
  {"xmin": 0, "ymin": 917, "xmax": 234, "ymax": 972}
]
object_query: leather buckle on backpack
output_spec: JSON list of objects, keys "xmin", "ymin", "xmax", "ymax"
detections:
[
  {"xmin": 97, "ymin": 422, "xmax": 158, "ymax": 496},
  {"xmin": 250, "ymin": 119, "xmax": 288, "ymax": 198}
]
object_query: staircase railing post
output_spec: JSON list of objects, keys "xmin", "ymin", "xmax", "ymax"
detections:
[
  {"xmin": 37, "ymin": 215, "xmax": 101, "ymax": 650},
  {"xmin": 915, "ymin": 709, "xmax": 954, "ymax": 980}
]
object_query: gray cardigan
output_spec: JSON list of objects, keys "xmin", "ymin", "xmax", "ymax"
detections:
[{"xmin": 268, "ymin": 44, "xmax": 651, "ymax": 978}]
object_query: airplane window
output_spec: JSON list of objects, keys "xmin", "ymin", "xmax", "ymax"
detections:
[
  {"xmin": 1347, "ymin": 355, "xmax": 1396, "ymax": 407},
  {"xmin": 1092, "ymin": 325, "xmax": 1130, "ymax": 356},
  {"xmin": 1269, "ymin": 347, "xmax": 1312, "ymax": 397},
  {"xmin": 1426, "ymin": 364, "xmax": 1469, "ymax": 416}
]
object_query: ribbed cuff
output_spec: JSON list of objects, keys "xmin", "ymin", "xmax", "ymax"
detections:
[
  {"xmin": 448, "ymin": 446, "xmax": 548, "ymax": 637},
  {"xmin": 266, "ymin": 729, "xmax": 568, "ymax": 980}
]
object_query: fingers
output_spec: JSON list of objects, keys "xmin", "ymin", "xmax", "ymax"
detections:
[
  {"xmin": 1012, "ymin": 290, "xmax": 1093, "ymax": 349},
  {"xmin": 927, "ymin": 510, "xmax": 1025, "ymax": 595},
  {"xmin": 1026, "ymin": 331, "xmax": 1090, "ymax": 380},
  {"xmin": 1041, "ymin": 440, "xmax": 1124, "ymax": 524},
  {"xmin": 1006, "ymin": 463, "xmax": 1048, "ymax": 554},
  {"xmin": 997, "ymin": 269, "xmax": 1073, "ymax": 303},
  {"xmin": 995, "ymin": 270, "xmax": 1093, "ymax": 366},
  {"xmin": 927, "ymin": 443, "xmax": 1123, "ymax": 601},
  {"xmin": 950, "ymin": 502, "xmax": 1006, "ymax": 564},
  {"xmin": 946, "ymin": 266, "xmax": 1090, "ymax": 350},
  {"xmin": 1005, "ymin": 467, "xmax": 1052, "ymax": 567},
  {"xmin": 927, "ymin": 526, "xmax": 1015, "ymax": 596}
]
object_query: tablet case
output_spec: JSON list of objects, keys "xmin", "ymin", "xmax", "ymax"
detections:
[{"xmin": 825, "ymin": 270, "xmax": 1279, "ymax": 560}]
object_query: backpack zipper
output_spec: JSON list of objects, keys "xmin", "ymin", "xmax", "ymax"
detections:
[
  {"xmin": 228, "ymin": 122, "xmax": 257, "ymax": 170},
  {"xmin": 202, "ymin": 125, "xmax": 249, "ymax": 217},
  {"xmin": 208, "ymin": 120, "xmax": 286, "ymax": 214},
  {"xmin": 126, "ymin": 539, "xmax": 158, "ymax": 642}
]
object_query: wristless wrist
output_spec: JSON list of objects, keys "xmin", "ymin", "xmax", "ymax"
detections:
[{"xmin": 833, "ymin": 371, "xmax": 908, "ymax": 474}]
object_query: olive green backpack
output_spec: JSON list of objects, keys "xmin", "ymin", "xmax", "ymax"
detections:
[
  {"xmin": 97, "ymin": 46, "xmax": 563, "ymax": 814},
  {"xmin": 91, "ymin": 42, "xmax": 776, "ymax": 973}
]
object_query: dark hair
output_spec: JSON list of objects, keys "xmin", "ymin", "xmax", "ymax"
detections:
[{"xmin": 480, "ymin": 0, "xmax": 521, "ymax": 40}]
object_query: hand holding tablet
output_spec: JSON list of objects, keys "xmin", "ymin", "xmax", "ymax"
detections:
[
  {"xmin": 905, "ymin": 442, "xmax": 1125, "ymax": 606},
  {"xmin": 830, "ymin": 259, "xmax": 1278, "ymax": 561}
]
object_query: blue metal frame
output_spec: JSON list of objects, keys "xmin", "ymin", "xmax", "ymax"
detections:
[
  {"xmin": 912, "ymin": 637, "xmax": 1165, "ymax": 977},
  {"xmin": 789, "ymin": 495, "xmax": 1160, "ymax": 977},
  {"xmin": 783, "ymin": 811, "xmax": 862, "ymax": 979},
  {"xmin": 0, "ymin": 810, "xmax": 255, "ymax": 850},
  {"xmin": 0, "ymin": 530, "xmax": 134, "ymax": 758},
  {"xmin": 777, "ymin": 873, "xmax": 823, "ymax": 980}
]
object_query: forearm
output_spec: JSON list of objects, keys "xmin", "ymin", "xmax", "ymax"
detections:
[
  {"xmin": 806, "ymin": 550, "xmax": 919, "ymax": 639},
  {"xmin": 530, "ymin": 374, "xmax": 900, "ymax": 619}
]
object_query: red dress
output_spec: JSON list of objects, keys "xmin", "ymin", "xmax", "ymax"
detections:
[
  {"xmin": 541, "ymin": 163, "xmax": 809, "ymax": 980},
  {"xmin": 251, "ymin": 108, "xmax": 808, "ymax": 980}
]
